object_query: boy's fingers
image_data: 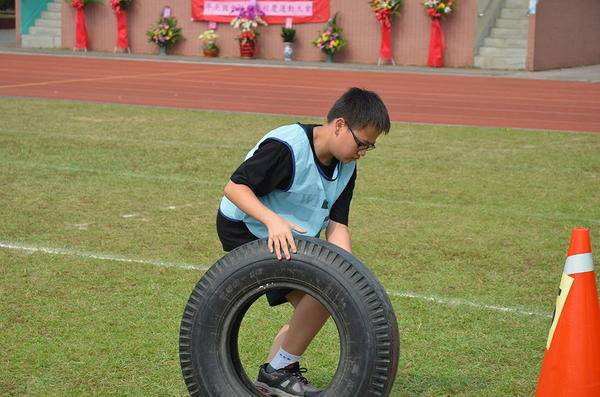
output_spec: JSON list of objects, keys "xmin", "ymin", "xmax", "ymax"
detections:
[
  {"xmin": 293, "ymin": 225, "xmax": 307, "ymax": 234},
  {"xmin": 268, "ymin": 237, "xmax": 274, "ymax": 253},
  {"xmin": 288, "ymin": 236, "xmax": 297, "ymax": 255}
]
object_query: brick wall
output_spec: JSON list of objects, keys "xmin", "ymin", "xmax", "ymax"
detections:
[
  {"xmin": 60, "ymin": 0, "xmax": 476, "ymax": 67},
  {"xmin": 530, "ymin": 0, "xmax": 600, "ymax": 70},
  {"xmin": 15, "ymin": 0, "xmax": 20, "ymax": 47}
]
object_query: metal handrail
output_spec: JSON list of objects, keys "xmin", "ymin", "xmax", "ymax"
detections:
[{"xmin": 478, "ymin": 0, "xmax": 496, "ymax": 17}]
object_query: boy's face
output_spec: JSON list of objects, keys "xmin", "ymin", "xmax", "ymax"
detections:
[{"xmin": 334, "ymin": 119, "xmax": 381, "ymax": 164}]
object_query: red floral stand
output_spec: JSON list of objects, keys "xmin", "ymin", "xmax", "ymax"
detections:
[
  {"xmin": 376, "ymin": 9, "xmax": 394, "ymax": 65},
  {"xmin": 72, "ymin": 3, "xmax": 88, "ymax": 51},
  {"xmin": 427, "ymin": 18, "xmax": 446, "ymax": 67},
  {"xmin": 111, "ymin": 0, "xmax": 130, "ymax": 53}
]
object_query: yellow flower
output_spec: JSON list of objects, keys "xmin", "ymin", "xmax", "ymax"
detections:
[{"xmin": 440, "ymin": 3, "xmax": 446, "ymax": 8}]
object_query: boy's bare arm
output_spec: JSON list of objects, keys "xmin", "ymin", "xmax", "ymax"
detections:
[
  {"xmin": 325, "ymin": 221, "xmax": 352, "ymax": 254},
  {"xmin": 224, "ymin": 180, "xmax": 307, "ymax": 260}
]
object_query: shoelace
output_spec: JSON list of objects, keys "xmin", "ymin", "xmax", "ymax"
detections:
[{"xmin": 285, "ymin": 366, "xmax": 311, "ymax": 384}]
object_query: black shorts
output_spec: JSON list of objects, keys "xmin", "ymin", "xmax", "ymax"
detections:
[{"xmin": 217, "ymin": 210, "xmax": 293, "ymax": 307}]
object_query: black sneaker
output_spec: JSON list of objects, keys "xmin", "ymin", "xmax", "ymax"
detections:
[{"xmin": 254, "ymin": 362, "xmax": 323, "ymax": 397}]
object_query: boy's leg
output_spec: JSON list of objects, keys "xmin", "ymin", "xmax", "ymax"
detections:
[
  {"xmin": 255, "ymin": 291, "xmax": 329, "ymax": 396},
  {"xmin": 281, "ymin": 292, "xmax": 330, "ymax": 356},
  {"xmin": 267, "ymin": 322, "xmax": 290, "ymax": 362},
  {"xmin": 266, "ymin": 291, "xmax": 330, "ymax": 362},
  {"xmin": 266, "ymin": 290, "xmax": 303, "ymax": 362}
]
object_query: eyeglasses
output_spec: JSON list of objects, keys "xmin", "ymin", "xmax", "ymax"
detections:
[{"xmin": 346, "ymin": 122, "xmax": 376, "ymax": 151}]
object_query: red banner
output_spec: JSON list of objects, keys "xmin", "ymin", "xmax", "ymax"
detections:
[
  {"xmin": 192, "ymin": 0, "xmax": 330, "ymax": 24},
  {"xmin": 74, "ymin": 8, "xmax": 89, "ymax": 49},
  {"xmin": 427, "ymin": 18, "xmax": 446, "ymax": 67}
]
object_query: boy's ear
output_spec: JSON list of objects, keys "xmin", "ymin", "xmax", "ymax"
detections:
[{"xmin": 333, "ymin": 118, "xmax": 344, "ymax": 136}]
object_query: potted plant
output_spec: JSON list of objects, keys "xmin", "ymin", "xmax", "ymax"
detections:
[
  {"xmin": 280, "ymin": 26, "xmax": 296, "ymax": 61},
  {"xmin": 230, "ymin": 4, "xmax": 268, "ymax": 59},
  {"xmin": 312, "ymin": 12, "xmax": 347, "ymax": 63},
  {"xmin": 146, "ymin": 12, "xmax": 184, "ymax": 56},
  {"xmin": 199, "ymin": 29, "xmax": 219, "ymax": 57}
]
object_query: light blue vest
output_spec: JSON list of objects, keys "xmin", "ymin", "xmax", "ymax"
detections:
[{"xmin": 219, "ymin": 123, "xmax": 356, "ymax": 238}]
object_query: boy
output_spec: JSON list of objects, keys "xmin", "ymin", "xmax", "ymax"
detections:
[{"xmin": 217, "ymin": 87, "xmax": 390, "ymax": 396}]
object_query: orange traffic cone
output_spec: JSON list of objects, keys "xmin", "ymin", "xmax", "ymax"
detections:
[{"xmin": 535, "ymin": 228, "xmax": 600, "ymax": 396}]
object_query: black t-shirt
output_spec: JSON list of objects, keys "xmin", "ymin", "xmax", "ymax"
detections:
[{"xmin": 216, "ymin": 124, "xmax": 357, "ymax": 252}]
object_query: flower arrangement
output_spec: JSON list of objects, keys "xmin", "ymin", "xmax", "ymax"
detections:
[
  {"xmin": 281, "ymin": 27, "xmax": 296, "ymax": 43},
  {"xmin": 368, "ymin": 0, "xmax": 402, "ymax": 22},
  {"xmin": 66, "ymin": 0, "xmax": 101, "ymax": 8},
  {"xmin": 423, "ymin": 0, "xmax": 456, "ymax": 19},
  {"xmin": 109, "ymin": 0, "xmax": 131, "ymax": 13},
  {"xmin": 230, "ymin": 4, "xmax": 268, "ymax": 45},
  {"xmin": 146, "ymin": 15, "xmax": 183, "ymax": 47},
  {"xmin": 199, "ymin": 29, "xmax": 219, "ymax": 51},
  {"xmin": 312, "ymin": 12, "xmax": 347, "ymax": 55}
]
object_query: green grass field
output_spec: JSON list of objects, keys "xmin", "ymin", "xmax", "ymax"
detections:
[{"xmin": 1, "ymin": 97, "xmax": 599, "ymax": 396}]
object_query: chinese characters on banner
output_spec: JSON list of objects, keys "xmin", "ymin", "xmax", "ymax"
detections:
[{"xmin": 191, "ymin": 0, "xmax": 330, "ymax": 24}]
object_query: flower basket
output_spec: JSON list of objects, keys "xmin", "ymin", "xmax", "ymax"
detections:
[
  {"xmin": 146, "ymin": 12, "xmax": 184, "ymax": 55},
  {"xmin": 230, "ymin": 4, "xmax": 267, "ymax": 59},
  {"xmin": 312, "ymin": 12, "xmax": 347, "ymax": 62},
  {"xmin": 199, "ymin": 29, "xmax": 219, "ymax": 57}
]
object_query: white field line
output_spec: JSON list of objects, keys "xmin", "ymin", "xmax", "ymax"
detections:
[
  {"xmin": 1, "ymin": 240, "xmax": 550, "ymax": 318},
  {"xmin": 388, "ymin": 291, "xmax": 552, "ymax": 318},
  {"xmin": 0, "ymin": 241, "xmax": 208, "ymax": 271}
]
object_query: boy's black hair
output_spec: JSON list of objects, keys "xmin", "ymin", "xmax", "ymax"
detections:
[{"xmin": 326, "ymin": 87, "xmax": 391, "ymax": 135}]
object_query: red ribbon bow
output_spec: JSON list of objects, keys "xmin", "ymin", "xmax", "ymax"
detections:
[
  {"xmin": 110, "ymin": 0, "xmax": 122, "ymax": 16},
  {"xmin": 70, "ymin": 0, "xmax": 84, "ymax": 9},
  {"xmin": 376, "ymin": 9, "xmax": 391, "ymax": 28},
  {"xmin": 426, "ymin": 8, "xmax": 441, "ymax": 18}
]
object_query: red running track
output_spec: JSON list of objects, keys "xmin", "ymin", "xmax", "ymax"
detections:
[{"xmin": 1, "ymin": 53, "xmax": 599, "ymax": 133}]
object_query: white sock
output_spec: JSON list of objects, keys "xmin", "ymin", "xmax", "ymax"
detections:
[{"xmin": 269, "ymin": 347, "xmax": 301, "ymax": 370}]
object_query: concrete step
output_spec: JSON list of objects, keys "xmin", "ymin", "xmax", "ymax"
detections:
[
  {"xmin": 47, "ymin": 2, "xmax": 62, "ymax": 12},
  {"xmin": 500, "ymin": 7, "xmax": 528, "ymax": 19},
  {"xmin": 474, "ymin": 55, "xmax": 526, "ymax": 70},
  {"xmin": 483, "ymin": 37, "xmax": 527, "ymax": 48},
  {"xmin": 21, "ymin": 34, "xmax": 62, "ymax": 48},
  {"xmin": 490, "ymin": 27, "xmax": 528, "ymax": 39},
  {"xmin": 478, "ymin": 46, "xmax": 527, "ymax": 56},
  {"xmin": 34, "ymin": 18, "xmax": 61, "ymax": 28},
  {"xmin": 29, "ymin": 26, "xmax": 61, "ymax": 36},
  {"xmin": 504, "ymin": 0, "xmax": 529, "ymax": 8},
  {"xmin": 495, "ymin": 18, "xmax": 528, "ymax": 29},
  {"xmin": 41, "ymin": 10, "xmax": 61, "ymax": 20}
]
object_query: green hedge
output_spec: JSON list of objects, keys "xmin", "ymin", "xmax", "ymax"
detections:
[{"xmin": 0, "ymin": 0, "xmax": 15, "ymax": 11}]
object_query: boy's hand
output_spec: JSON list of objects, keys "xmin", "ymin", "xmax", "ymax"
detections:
[{"xmin": 266, "ymin": 216, "xmax": 307, "ymax": 260}]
